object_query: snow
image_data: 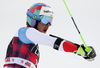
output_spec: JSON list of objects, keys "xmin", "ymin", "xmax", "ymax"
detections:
[{"xmin": 0, "ymin": 0, "xmax": 100, "ymax": 68}]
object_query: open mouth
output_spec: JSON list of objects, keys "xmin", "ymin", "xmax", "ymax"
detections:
[{"xmin": 44, "ymin": 29, "xmax": 47, "ymax": 32}]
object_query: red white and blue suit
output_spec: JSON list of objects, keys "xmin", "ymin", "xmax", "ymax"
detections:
[{"xmin": 4, "ymin": 27, "xmax": 79, "ymax": 68}]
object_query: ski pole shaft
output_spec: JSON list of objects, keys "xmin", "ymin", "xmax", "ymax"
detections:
[{"xmin": 63, "ymin": 0, "xmax": 91, "ymax": 52}]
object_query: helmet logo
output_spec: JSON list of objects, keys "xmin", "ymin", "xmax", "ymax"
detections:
[
  {"xmin": 33, "ymin": 15, "xmax": 36, "ymax": 19},
  {"xmin": 43, "ymin": 10, "xmax": 53, "ymax": 14},
  {"xmin": 40, "ymin": 6, "xmax": 53, "ymax": 16}
]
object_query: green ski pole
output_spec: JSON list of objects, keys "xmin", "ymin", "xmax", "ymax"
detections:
[{"xmin": 63, "ymin": 0, "xmax": 91, "ymax": 52}]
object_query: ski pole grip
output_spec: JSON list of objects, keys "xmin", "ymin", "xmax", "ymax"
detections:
[{"xmin": 87, "ymin": 46, "xmax": 96, "ymax": 58}]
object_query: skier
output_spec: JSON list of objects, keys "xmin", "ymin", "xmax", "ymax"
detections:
[{"xmin": 4, "ymin": 3, "xmax": 96, "ymax": 68}]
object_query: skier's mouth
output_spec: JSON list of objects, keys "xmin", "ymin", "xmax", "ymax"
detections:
[{"xmin": 44, "ymin": 29, "xmax": 47, "ymax": 33}]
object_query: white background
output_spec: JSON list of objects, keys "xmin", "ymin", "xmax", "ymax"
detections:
[{"xmin": 0, "ymin": 0, "xmax": 100, "ymax": 68}]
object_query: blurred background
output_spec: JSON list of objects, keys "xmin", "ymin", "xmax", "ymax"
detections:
[{"xmin": 0, "ymin": 0, "xmax": 100, "ymax": 68}]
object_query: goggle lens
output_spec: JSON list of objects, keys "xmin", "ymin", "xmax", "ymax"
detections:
[{"xmin": 41, "ymin": 16, "xmax": 53, "ymax": 25}]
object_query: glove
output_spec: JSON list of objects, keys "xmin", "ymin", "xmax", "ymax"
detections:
[{"xmin": 74, "ymin": 44, "xmax": 96, "ymax": 61}]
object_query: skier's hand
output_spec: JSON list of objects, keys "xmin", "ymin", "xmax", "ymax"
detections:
[{"xmin": 74, "ymin": 44, "xmax": 96, "ymax": 61}]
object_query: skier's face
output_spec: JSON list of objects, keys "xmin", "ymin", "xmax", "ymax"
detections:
[{"xmin": 37, "ymin": 22, "xmax": 50, "ymax": 33}]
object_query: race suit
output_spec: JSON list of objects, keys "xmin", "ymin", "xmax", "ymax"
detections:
[{"xmin": 4, "ymin": 27, "xmax": 78, "ymax": 68}]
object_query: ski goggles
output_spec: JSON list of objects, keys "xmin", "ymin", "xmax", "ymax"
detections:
[
  {"xmin": 27, "ymin": 10, "xmax": 53, "ymax": 25},
  {"xmin": 41, "ymin": 16, "xmax": 53, "ymax": 25}
]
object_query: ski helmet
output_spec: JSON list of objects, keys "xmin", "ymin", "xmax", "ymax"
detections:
[{"xmin": 26, "ymin": 3, "xmax": 54, "ymax": 27}]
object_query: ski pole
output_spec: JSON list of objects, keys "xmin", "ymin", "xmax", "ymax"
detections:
[{"xmin": 63, "ymin": 0, "xmax": 91, "ymax": 52}]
